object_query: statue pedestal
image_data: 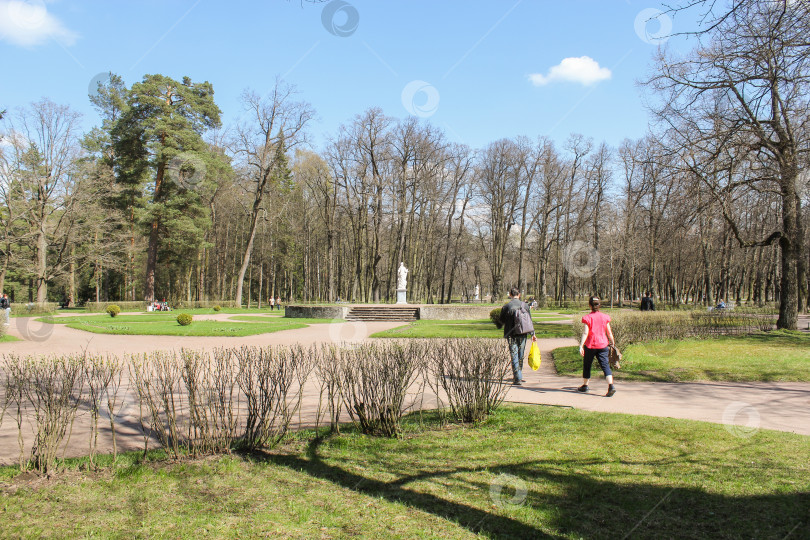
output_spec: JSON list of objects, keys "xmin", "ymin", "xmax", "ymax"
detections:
[{"xmin": 396, "ymin": 289, "xmax": 407, "ymax": 304}]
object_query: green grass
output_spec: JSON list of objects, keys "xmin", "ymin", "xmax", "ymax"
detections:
[
  {"xmin": 1, "ymin": 405, "xmax": 807, "ymax": 538},
  {"xmin": 0, "ymin": 334, "xmax": 21, "ymax": 342},
  {"xmin": 372, "ymin": 319, "xmax": 572, "ymax": 339},
  {"xmin": 552, "ymin": 331, "xmax": 810, "ymax": 382},
  {"xmin": 40, "ymin": 312, "xmax": 328, "ymax": 337}
]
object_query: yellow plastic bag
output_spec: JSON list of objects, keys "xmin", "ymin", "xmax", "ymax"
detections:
[{"xmin": 528, "ymin": 341, "xmax": 541, "ymax": 371}]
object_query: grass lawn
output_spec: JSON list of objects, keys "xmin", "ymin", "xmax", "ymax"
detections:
[
  {"xmin": 1, "ymin": 405, "xmax": 807, "ymax": 538},
  {"xmin": 0, "ymin": 334, "xmax": 21, "ymax": 342},
  {"xmin": 372, "ymin": 319, "xmax": 572, "ymax": 339},
  {"xmin": 39, "ymin": 312, "xmax": 333, "ymax": 337},
  {"xmin": 552, "ymin": 331, "xmax": 810, "ymax": 382}
]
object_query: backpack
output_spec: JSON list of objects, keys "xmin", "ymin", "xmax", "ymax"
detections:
[{"xmin": 512, "ymin": 302, "xmax": 534, "ymax": 335}]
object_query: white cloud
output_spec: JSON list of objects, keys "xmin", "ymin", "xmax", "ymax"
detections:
[
  {"xmin": 529, "ymin": 56, "xmax": 611, "ymax": 86},
  {"xmin": 0, "ymin": 0, "xmax": 78, "ymax": 47}
]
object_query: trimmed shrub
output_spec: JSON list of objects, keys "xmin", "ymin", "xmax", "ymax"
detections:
[
  {"xmin": 11, "ymin": 302, "xmax": 58, "ymax": 315},
  {"xmin": 85, "ymin": 301, "xmax": 146, "ymax": 313},
  {"xmin": 426, "ymin": 339, "xmax": 511, "ymax": 423},
  {"xmin": 106, "ymin": 305, "xmax": 121, "ymax": 318},
  {"xmin": 172, "ymin": 300, "xmax": 238, "ymax": 309},
  {"xmin": 176, "ymin": 313, "xmax": 193, "ymax": 326},
  {"xmin": 213, "ymin": 305, "xmax": 221, "ymax": 312},
  {"xmin": 326, "ymin": 341, "xmax": 423, "ymax": 437},
  {"xmin": 574, "ymin": 309, "xmax": 778, "ymax": 351},
  {"xmin": 489, "ymin": 307, "xmax": 503, "ymax": 329}
]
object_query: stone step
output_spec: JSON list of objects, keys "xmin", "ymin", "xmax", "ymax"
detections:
[{"xmin": 346, "ymin": 306, "xmax": 419, "ymax": 322}]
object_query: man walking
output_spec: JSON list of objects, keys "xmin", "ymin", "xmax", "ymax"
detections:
[{"xmin": 499, "ymin": 288, "xmax": 536, "ymax": 386}]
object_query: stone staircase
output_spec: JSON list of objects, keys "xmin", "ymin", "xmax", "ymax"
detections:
[{"xmin": 345, "ymin": 306, "xmax": 419, "ymax": 322}]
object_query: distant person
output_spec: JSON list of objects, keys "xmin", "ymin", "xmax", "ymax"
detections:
[
  {"xmin": 499, "ymin": 288, "xmax": 536, "ymax": 386},
  {"xmin": 578, "ymin": 296, "xmax": 617, "ymax": 397},
  {"xmin": 640, "ymin": 292, "xmax": 655, "ymax": 311},
  {"xmin": 275, "ymin": 296, "xmax": 282, "ymax": 310},
  {"xmin": 269, "ymin": 297, "xmax": 275, "ymax": 310},
  {"xmin": 716, "ymin": 300, "xmax": 726, "ymax": 310},
  {"xmin": 0, "ymin": 293, "xmax": 9, "ymax": 325}
]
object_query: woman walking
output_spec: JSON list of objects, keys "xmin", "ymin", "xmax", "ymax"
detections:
[{"xmin": 578, "ymin": 296, "xmax": 617, "ymax": 397}]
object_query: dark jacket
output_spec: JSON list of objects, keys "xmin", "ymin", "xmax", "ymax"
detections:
[
  {"xmin": 500, "ymin": 298, "xmax": 531, "ymax": 338},
  {"xmin": 0, "ymin": 297, "xmax": 8, "ymax": 309}
]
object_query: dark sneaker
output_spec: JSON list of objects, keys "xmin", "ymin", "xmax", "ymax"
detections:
[
  {"xmin": 520, "ymin": 379, "xmax": 526, "ymax": 382},
  {"xmin": 576, "ymin": 385, "xmax": 589, "ymax": 393},
  {"xmin": 512, "ymin": 380, "xmax": 523, "ymax": 386},
  {"xmin": 606, "ymin": 387, "xmax": 616, "ymax": 397}
]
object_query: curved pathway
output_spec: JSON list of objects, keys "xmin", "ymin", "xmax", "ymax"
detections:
[
  {"xmin": 1, "ymin": 313, "xmax": 402, "ymax": 355},
  {"xmin": 508, "ymin": 338, "xmax": 810, "ymax": 437},
  {"xmin": 0, "ymin": 317, "xmax": 807, "ymax": 465}
]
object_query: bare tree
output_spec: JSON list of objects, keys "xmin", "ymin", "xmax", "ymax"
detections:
[
  {"xmin": 233, "ymin": 82, "xmax": 313, "ymax": 306},
  {"xmin": 2, "ymin": 100, "xmax": 82, "ymax": 303},
  {"xmin": 648, "ymin": 0, "xmax": 810, "ymax": 327}
]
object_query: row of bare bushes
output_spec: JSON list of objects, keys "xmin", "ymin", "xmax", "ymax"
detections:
[
  {"xmin": 572, "ymin": 309, "xmax": 777, "ymax": 351},
  {"xmin": 1, "ymin": 339, "xmax": 511, "ymax": 472}
]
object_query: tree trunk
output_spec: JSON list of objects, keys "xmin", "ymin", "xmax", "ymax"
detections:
[
  {"xmin": 144, "ymin": 163, "xmax": 166, "ymax": 303},
  {"xmin": 36, "ymin": 214, "xmax": 47, "ymax": 303},
  {"xmin": 235, "ymin": 209, "xmax": 260, "ymax": 308}
]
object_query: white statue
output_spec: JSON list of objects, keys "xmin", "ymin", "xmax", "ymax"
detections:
[
  {"xmin": 474, "ymin": 284, "xmax": 480, "ymax": 300},
  {"xmin": 397, "ymin": 262, "xmax": 408, "ymax": 290}
]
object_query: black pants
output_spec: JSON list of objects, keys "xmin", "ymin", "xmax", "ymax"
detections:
[{"xmin": 583, "ymin": 346, "xmax": 612, "ymax": 379}]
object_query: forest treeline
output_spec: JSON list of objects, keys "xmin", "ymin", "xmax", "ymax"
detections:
[{"xmin": 0, "ymin": 0, "xmax": 808, "ymax": 327}]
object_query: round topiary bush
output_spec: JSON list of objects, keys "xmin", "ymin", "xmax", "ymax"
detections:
[
  {"xmin": 489, "ymin": 307, "xmax": 503, "ymax": 329},
  {"xmin": 213, "ymin": 305, "xmax": 221, "ymax": 312},
  {"xmin": 176, "ymin": 313, "xmax": 193, "ymax": 326},
  {"xmin": 106, "ymin": 305, "xmax": 121, "ymax": 318}
]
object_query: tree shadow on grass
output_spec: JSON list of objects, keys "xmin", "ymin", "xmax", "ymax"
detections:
[
  {"xmin": 246, "ymin": 436, "xmax": 558, "ymax": 539},
  {"xmin": 246, "ymin": 436, "xmax": 810, "ymax": 539}
]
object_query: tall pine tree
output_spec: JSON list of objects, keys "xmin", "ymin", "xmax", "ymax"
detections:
[{"xmin": 112, "ymin": 75, "xmax": 220, "ymax": 302}]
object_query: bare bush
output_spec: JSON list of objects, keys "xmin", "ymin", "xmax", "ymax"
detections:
[
  {"xmin": 21, "ymin": 355, "xmax": 84, "ymax": 474},
  {"xmin": 3, "ymin": 354, "xmax": 29, "ymax": 470},
  {"xmin": 336, "ymin": 341, "xmax": 423, "ymax": 437},
  {"xmin": 235, "ymin": 345, "xmax": 312, "ymax": 451},
  {"xmin": 84, "ymin": 354, "xmax": 123, "ymax": 466},
  {"xmin": 129, "ymin": 352, "xmax": 184, "ymax": 459},
  {"xmin": 314, "ymin": 345, "xmax": 344, "ymax": 433},
  {"xmin": 181, "ymin": 348, "xmax": 239, "ymax": 455},
  {"xmin": 425, "ymin": 339, "xmax": 511, "ymax": 423}
]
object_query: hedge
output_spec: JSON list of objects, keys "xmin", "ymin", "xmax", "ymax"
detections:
[{"xmin": 84, "ymin": 301, "xmax": 146, "ymax": 313}]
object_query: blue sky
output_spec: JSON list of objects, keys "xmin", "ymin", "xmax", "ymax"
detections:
[{"xmin": 0, "ymin": 0, "xmax": 690, "ymax": 151}]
